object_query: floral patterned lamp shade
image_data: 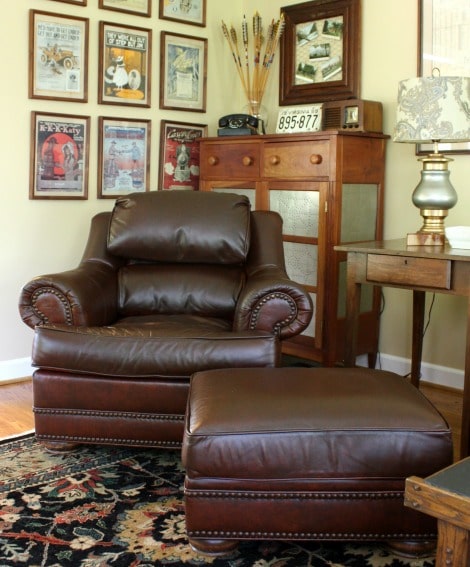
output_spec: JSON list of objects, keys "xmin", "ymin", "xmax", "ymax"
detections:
[{"xmin": 392, "ymin": 76, "xmax": 470, "ymax": 246}]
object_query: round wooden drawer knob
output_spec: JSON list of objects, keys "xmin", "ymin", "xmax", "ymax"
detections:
[
  {"xmin": 207, "ymin": 156, "xmax": 219, "ymax": 166},
  {"xmin": 310, "ymin": 154, "xmax": 323, "ymax": 165},
  {"xmin": 269, "ymin": 155, "xmax": 281, "ymax": 166},
  {"xmin": 242, "ymin": 156, "xmax": 254, "ymax": 166}
]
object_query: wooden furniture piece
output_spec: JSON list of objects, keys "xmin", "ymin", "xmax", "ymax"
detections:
[
  {"xmin": 199, "ymin": 131, "xmax": 388, "ymax": 366},
  {"xmin": 405, "ymin": 457, "xmax": 470, "ymax": 566},
  {"xmin": 335, "ymin": 239, "xmax": 470, "ymax": 458}
]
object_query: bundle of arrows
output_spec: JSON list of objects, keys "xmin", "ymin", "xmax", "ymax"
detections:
[{"xmin": 222, "ymin": 12, "xmax": 285, "ymax": 116}]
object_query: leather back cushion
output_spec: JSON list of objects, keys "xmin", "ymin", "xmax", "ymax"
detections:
[
  {"xmin": 118, "ymin": 263, "xmax": 245, "ymax": 317},
  {"xmin": 108, "ymin": 190, "xmax": 251, "ymax": 264}
]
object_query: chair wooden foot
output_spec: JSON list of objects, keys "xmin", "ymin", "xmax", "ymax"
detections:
[
  {"xmin": 387, "ymin": 539, "xmax": 436, "ymax": 558},
  {"xmin": 188, "ymin": 538, "xmax": 239, "ymax": 557},
  {"xmin": 39, "ymin": 440, "xmax": 80, "ymax": 454}
]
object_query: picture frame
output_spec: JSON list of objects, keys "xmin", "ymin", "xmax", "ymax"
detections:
[
  {"xmin": 159, "ymin": 0, "xmax": 206, "ymax": 27},
  {"xmin": 98, "ymin": 117, "xmax": 151, "ymax": 198},
  {"xmin": 417, "ymin": 0, "xmax": 470, "ymax": 155},
  {"xmin": 49, "ymin": 0, "xmax": 87, "ymax": 5},
  {"xmin": 99, "ymin": 0, "xmax": 151, "ymax": 18},
  {"xmin": 99, "ymin": 22, "xmax": 152, "ymax": 107},
  {"xmin": 279, "ymin": 0, "xmax": 361, "ymax": 105},
  {"xmin": 29, "ymin": 10, "xmax": 89, "ymax": 102},
  {"xmin": 30, "ymin": 111, "xmax": 89, "ymax": 200},
  {"xmin": 160, "ymin": 31, "xmax": 207, "ymax": 112},
  {"xmin": 159, "ymin": 120, "xmax": 207, "ymax": 191}
]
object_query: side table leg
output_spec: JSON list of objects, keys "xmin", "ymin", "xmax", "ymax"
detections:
[
  {"xmin": 460, "ymin": 299, "xmax": 470, "ymax": 459},
  {"xmin": 344, "ymin": 253, "xmax": 361, "ymax": 368},
  {"xmin": 411, "ymin": 290, "xmax": 426, "ymax": 388},
  {"xmin": 435, "ymin": 519, "xmax": 470, "ymax": 567}
]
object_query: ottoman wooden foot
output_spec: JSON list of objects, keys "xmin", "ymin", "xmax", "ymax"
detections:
[
  {"xmin": 40, "ymin": 439, "xmax": 80, "ymax": 453},
  {"xmin": 189, "ymin": 538, "xmax": 239, "ymax": 556},
  {"xmin": 387, "ymin": 539, "xmax": 436, "ymax": 558}
]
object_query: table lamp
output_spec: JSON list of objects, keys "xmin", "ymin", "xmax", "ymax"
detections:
[{"xmin": 393, "ymin": 75, "xmax": 470, "ymax": 245}]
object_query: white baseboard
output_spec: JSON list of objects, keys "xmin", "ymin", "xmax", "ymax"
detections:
[
  {"xmin": 356, "ymin": 353, "xmax": 464, "ymax": 391},
  {"xmin": 0, "ymin": 357, "xmax": 33, "ymax": 384}
]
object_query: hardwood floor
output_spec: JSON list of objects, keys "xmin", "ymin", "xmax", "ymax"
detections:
[{"xmin": 0, "ymin": 378, "xmax": 464, "ymax": 460}]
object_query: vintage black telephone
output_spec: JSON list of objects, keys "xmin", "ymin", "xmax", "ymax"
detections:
[{"xmin": 218, "ymin": 114, "xmax": 259, "ymax": 136}]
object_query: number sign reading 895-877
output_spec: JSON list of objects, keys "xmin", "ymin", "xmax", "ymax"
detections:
[{"xmin": 276, "ymin": 104, "xmax": 323, "ymax": 134}]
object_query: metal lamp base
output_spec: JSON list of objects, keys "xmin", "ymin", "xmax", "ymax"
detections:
[{"xmin": 407, "ymin": 208, "xmax": 447, "ymax": 246}]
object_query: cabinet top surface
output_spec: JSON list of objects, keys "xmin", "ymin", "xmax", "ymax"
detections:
[
  {"xmin": 335, "ymin": 239, "xmax": 470, "ymax": 261},
  {"xmin": 200, "ymin": 131, "xmax": 390, "ymax": 143}
]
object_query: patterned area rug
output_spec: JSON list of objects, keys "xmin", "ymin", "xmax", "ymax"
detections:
[{"xmin": 0, "ymin": 433, "xmax": 435, "ymax": 566}]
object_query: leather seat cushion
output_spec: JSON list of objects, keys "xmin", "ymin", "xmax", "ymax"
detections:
[
  {"xmin": 32, "ymin": 317, "xmax": 279, "ymax": 378},
  {"xmin": 183, "ymin": 367, "xmax": 453, "ymax": 483}
]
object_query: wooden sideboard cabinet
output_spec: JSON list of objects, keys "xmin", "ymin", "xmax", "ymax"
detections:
[{"xmin": 198, "ymin": 131, "xmax": 388, "ymax": 366}]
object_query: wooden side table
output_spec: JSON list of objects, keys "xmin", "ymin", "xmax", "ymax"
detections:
[
  {"xmin": 335, "ymin": 239, "xmax": 470, "ymax": 458},
  {"xmin": 405, "ymin": 457, "xmax": 470, "ymax": 566}
]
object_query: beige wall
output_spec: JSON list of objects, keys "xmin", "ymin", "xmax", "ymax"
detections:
[{"xmin": 2, "ymin": 0, "xmax": 468, "ymax": 384}]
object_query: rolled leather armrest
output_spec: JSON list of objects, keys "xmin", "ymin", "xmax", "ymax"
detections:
[
  {"xmin": 234, "ymin": 266, "xmax": 313, "ymax": 340},
  {"xmin": 19, "ymin": 261, "xmax": 119, "ymax": 329}
]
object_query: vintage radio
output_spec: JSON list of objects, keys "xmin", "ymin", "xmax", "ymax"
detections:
[{"xmin": 322, "ymin": 99, "xmax": 383, "ymax": 133}]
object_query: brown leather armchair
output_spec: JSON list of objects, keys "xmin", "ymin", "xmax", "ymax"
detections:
[{"xmin": 19, "ymin": 191, "xmax": 313, "ymax": 451}]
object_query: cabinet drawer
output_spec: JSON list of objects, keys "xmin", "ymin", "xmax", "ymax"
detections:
[
  {"xmin": 200, "ymin": 143, "xmax": 260, "ymax": 178},
  {"xmin": 263, "ymin": 141, "xmax": 329, "ymax": 178},
  {"xmin": 366, "ymin": 254, "xmax": 451, "ymax": 289}
]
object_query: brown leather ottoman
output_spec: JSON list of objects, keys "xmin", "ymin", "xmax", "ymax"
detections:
[{"xmin": 182, "ymin": 367, "xmax": 453, "ymax": 556}]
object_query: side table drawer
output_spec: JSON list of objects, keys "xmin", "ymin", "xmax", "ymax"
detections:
[
  {"xmin": 366, "ymin": 254, "xmax": 451, "ymax": 289},
  {"xmin": 263, "ymin": 141, "xmax": 329, "ymax": 178},
  {"xmin": 200, "ymin": 142, "xmax": 260, "ymax": 178}
]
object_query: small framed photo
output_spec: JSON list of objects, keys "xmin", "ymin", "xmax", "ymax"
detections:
[
  {"xmin": 99, "ymin": 0, "xmax": 151, "ymax": 17},
  {"xmin": 49, "ymin": 0, "xmax": 87, "ymax": 5},
  {"xmin": 160, "ymin": 32, "xmax": 207, "ymax": 112},
  {"xmin": 279, "ymin": 0, "xmax": 361, "ymax": 105},
  {"xmin": 98, "ymin": 117, "xmax": 151, "ymax": 198},
  {"xmin": 159, "ymin": 120, "xmax": 207, "ymax": 191},
  {"xmin": 29, "ymin": 10, "xmax": 89, "ymax": 102},
  {"xmin": 30, "ymin": 112, "xmax": 89, "ymax": 200},
  {"xmin": 159, "ymin": 0, "xmax": 206, "ymax": 27},
  {"xmin": 99, "ymin": 21, "xmax": 152, "ymax": 107}
]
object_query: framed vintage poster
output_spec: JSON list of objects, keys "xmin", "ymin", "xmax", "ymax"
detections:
[
  {"xmin": 30, "ymin": 112, "xmax": 89, "ymax": 200},
  {"xmin": 417, "ymin": 0, "xmax": 470, "ymax": 155},
  {"xmin": 159, "ymin": 120, "xmax": 207, "ymax": 190},
  {"xmin": 98, "ymin": 117, "xmax": 151, "ymax": 198},
  {"xmin": 160, "ymin": 32, "xmax": 207, "ymax": 112},
  {"xmin": 29, "ymin": 10, "xmax": 89, "ymax": 102},
  {"xmin": 279, "ymin": 0, "xmax": 361, "ymax": 105},
  {"xmin": 49, "ymin": 0, "xmax": 87, "ymax": 5},
  {"xmin": 99, "ymin": 22, "xmax": 152, "ymax": 107},
  {"xmin": 99, "ymin": 0, "xmax": 151, "ymax": 17},
  {"xmin": 159, "ymin": 0, "xmax": 206, "ymax": 27}
]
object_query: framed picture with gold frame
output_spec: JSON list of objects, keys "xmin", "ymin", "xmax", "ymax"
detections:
[
  {"xmin": 50, "ymin": 0, "xmax": 87, "ymax": 5},
  {"xmin": 279, "ymin": 0, "xmax": 361, "ymax": 105}
]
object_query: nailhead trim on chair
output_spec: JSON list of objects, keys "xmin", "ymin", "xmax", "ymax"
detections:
[
  {"xmin": 187, "ymin": 529, "xmax": 436, "ymax": 540},
  {"xmin": 36, "ymin": 433, "xmax": 181, "ymax": 448},
  {"xmin": 249, "ymin": 293, "xmax": 297, "ymax": 333},
  {"xmin": 185, "ymin": 490, "xmax": 404, "ymax": 500},
  {"xmin": 32, "ymin": 288, "xmax": 73, "ymax": 325},
  {"xmin": 34, "ymin": 408, "xmax": 185, "ymax": 422}
]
